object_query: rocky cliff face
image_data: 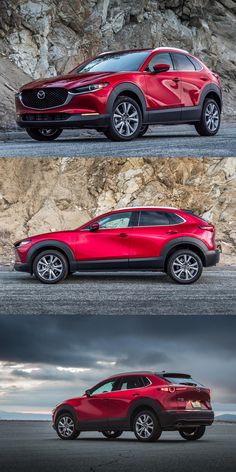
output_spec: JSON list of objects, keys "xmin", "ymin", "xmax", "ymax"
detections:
[
  {"xmin": 0, "ymin": 157, "xmax": 235, "ymax": 265},
  {"xmin": 0, "ymin": 0, "xmax": 236, "ymax": 127}
]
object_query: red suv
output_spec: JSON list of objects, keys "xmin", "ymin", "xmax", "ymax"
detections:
[
  {"xmin": 52, "ymin": 371, "xmax": 214, "ymax": 442},
  {"xmin": 15, "ymin": 47, "xmax": 222, "ymax": 141},
  {"xmin": 14, "ymin": 206, "xmax": 219, "ymax": 284}
]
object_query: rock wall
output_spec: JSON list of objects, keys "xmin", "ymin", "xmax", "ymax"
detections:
[
  {"xmin": 0, "ymin": 157, "xmax": 235, "ymax": 265},
  {"xmin": 0, "ymin": 0, "xmax": 236, "ymax": 127}
]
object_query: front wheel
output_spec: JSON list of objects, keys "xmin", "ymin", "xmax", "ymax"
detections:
[
  {"xmin": 26, "ymin": 128, "xmax": 62, "ymax": 141},
  {"xmin": 56, "ymin": 413, "xmax": 80, "ymax": 440},
  {"xmin": 133, "ymin": 410, "xmax": 162, "ymax": 442},
  {"xmin": 102, "ymin": 431, "xmax": 123, "ymax": 439},
  {"xmin": 179, "ymin": 425, "xmax": 206, "ymax": 440},
  {"xmin": 33, "ymin": 250, "xmax": 68, "ymax": 284},
  {"xmin": 105, "ymin": 95, "xmax": 142, "ymax": 141},
  {"xmin": 195, "ymin": 98, "xmax": 220, "ymax": 136},
  {"xmin": 166, "ymin": 249, "xmax": 203, "ymax": 284}
]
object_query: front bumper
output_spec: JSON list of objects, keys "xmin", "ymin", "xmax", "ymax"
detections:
[
  {"xmin": 16, "ymin": 113, "xmax": 110, "ymax": 129},
  {"xmin": 204, "ymin": 249, "xmax": 220, "ymax": 267},
  {"xmin": 14, "ymin": 262, "xmax": 31, "ymax": 273},
  {"xmin": 159, "ymin": 409, "xmax": 214, "ymax": 430}
]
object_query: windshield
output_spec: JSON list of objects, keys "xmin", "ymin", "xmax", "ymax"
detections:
[{"xmin": 71, "ymin": 51, "xmax": 151, "ymax": 74}]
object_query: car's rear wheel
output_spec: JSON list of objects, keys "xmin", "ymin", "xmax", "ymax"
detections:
[
  {"xmin": 179, "ymin": 425, "xmax": 206, "ymax": 440},
  {"xmin": 26, "ymin": 128, "xmax": 62, "ymax": 141},
  {"xmin": 195, "ymin": 98, "xmax": 220, "ymax": 136},
  {"xmin": 167, "ymin": 249, "xmax": 203, "ymax": 284},
  {"xmin": 138, "ymin": 124, "xmax": 149, "ymax": 137},
  {"xmin": 133, "ymin": 410, "xmax": 162, "ymax": 442},
  {"xmin": 105, "ymin": 96, "xmax": 142, "ymax": 141},
  {"xmin": 102, "ymin": 430, "xmax": 123, "ymax": 439},
  {"xmin": 33, "ymin": 250, "xmax": 68, "ymax": 284},
  {"xmin": 56, "ymin": 413, "xmax": 80, "ymax": 440}
]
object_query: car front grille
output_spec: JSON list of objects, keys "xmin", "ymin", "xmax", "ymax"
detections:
[
  {"xmin": 21, "ymin": 88, "xmax": 68, "ymax": 109},
  {"xmin": 21, "ymin": 113, "xmax": 70, "ymax": 121}
]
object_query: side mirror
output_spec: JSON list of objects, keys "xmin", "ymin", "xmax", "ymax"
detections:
[
  {"xmin": 89, "ymin": 222, "xmax": 99, "ymax": 232},
  {"xmin": 85, "ymin": 389, "xmax": 91, "ymax": 397},
  {"xmin": 152, "ymin": 63, "xmax": 170, "ymax": 73}
]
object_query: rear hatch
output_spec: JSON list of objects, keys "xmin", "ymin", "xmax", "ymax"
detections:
[{"xmin": 156, "ymin": 373, "xmax": 212, "ymax": 411}]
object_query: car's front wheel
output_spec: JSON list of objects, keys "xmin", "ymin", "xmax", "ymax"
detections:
[
  {"xmin": 105, "ymin": 96, "xmax": 142, "ymax": 141},
  {"xmin": 33, "ymin": 250, "xmax": 68, "ymax": 284},
  {"xmin": 166, "ymin": 249, "xmax": 203, "ymax": 284},
  {"xmin": 179, "ymin": 425, "xmax": 206, "ymax": 440},
  {"xmin": 26, "ymin": 128, "xmax": 62, "ymax": 141},
  {"xmin": 195, "ymin": 98, "xmax": 220, "ymax": 136},
  {"xmin": 102, "ymin": 430, "xmax": 123, "ymax": 439},
  {"xmin": 133, "ymin": 410, "xmax": 162, "ymax": 442},
  {"xmin": 56, "ymin": 413, "xmax": 80, "ymax": 440}
]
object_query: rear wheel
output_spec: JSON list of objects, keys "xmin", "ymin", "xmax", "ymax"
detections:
[
  {"xmin": 133, "ymin": 410, "xmax": 162, "ymax": 442},
  {"xmin": 102, "ymin": 431, "xmax": 123, "ymax": 439},
  {"xmin": 167, "ymin": 249, "xmax": 203, "ymax": 284},
  {"xmin": 195, "ymin": 98, "xmax": 220, "ymax": 136},
  {"xmin": 105, "ymin": 95, "xmax": 142, "ymax": 141},
  {"xmin": 138, "ymin": 124, "xmax": 149, "ymax": 137},
  {"xmin": 26, "ymin": 128, "xmax": 62, "ymax": 141},
  {"xmin": 33, "ymin": 250, "xmax": 68, "ymax": 284},
  {"xmin": 56, "ymin": 413, "xmax": 80, "ymax": 440},
  {"xmin": 179, "ymin": 425, "xmax": 206, "ymax": 440}
]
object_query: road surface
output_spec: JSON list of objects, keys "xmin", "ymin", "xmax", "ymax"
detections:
[
  {"xmin": 0, "ymin": 421, "xmax": 235, "ymax": 472},
  {"xmin": 0, "ymin": 266, "xmax": 235, "ymax": 315},
  {"xmin": 0, "ymin": 123, "xmax": 236, "ymax": 157}
]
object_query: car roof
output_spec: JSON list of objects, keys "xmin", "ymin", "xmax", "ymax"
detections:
[
  {"xmin": 109, "ymin": 206, "xmax": 179, "ymax": 211},
  {"xmin": 99, "ymin": 47, "xmax": 189, "ymax": 55},
  {"xmin": 107, "ymin": 371, "xmax": 190, "ymax": 379}
]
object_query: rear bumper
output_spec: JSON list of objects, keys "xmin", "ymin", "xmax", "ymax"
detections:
[
  {"xmin": 14, "ymin": 262, "xmax": 31, "ymax": 273},
  {"xmin": 159, "ymin": 410, "xmax": 214, "ymax": 430},
  {"xmin": 204, "ymin": 249, "xmax": 220, "ymax": 267},
  {"xmin": 16, "ymin": 113, "xmax": 110, "ymax": 129}
]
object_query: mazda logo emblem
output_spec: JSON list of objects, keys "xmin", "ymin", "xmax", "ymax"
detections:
[{"xmin": 37, "ymin": 90, "xmax": 45, "ymax": 99}]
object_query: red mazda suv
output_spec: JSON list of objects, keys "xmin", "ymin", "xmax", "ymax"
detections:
[
  {"xmin": 52, "ymin": 371, "xmax": 214, "ymax": 442},
  {"xmin": 14, "ymin": 206, "xmax": 219, "ymax": 284},
  {"xmin": 15, "ymin": 47, "xmax": 222, "ymax": 141}
]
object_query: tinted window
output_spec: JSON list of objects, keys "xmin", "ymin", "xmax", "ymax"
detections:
[
  {"xmin": 72, "ymin": 51, "xmax": 151, "ymax": 73},
  {"xmin": 142, "ymin": 376, "xmax": 151, "ymax": 386},
  {"xmin": 172, "ymin": 53, "xmax": 196, "ymax": 71},
  {"xmin": 91, "ymin": 378, "xmax": 119, "ymax": 395},
  {"xmin": 120, "ymin": 376, "xmax": 144, "ymax": 390},
  {"xmin": 188, "ymin": 56, "xmax": 202, "ymax": 70},
  {"xmin": 97, "ymin": 212, "xmax": 132, "ymax": 229},
  {"xmin": 139, "ymin": 211, "xmax": 182, "ymax": 226},
  {"xmin": 157, "ymin": 373, "xmax": 204, "ymax": 387},
  {"xmin": 146, "ymin": 52, "xmax": 174, "ymax": 72}
]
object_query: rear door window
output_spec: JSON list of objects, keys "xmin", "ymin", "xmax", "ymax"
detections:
[
  {"xmin": 172, "ymin": 53, "xmax": 196, "ymax": 71},
  {"xmin": 138, "ymin": 211, "xmax": 183, "ymax": 226}
]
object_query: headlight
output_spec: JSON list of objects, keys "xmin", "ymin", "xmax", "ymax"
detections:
[
  {"xmin": 70, "ymin": 82, "xmax": 109, "ymax": 94},
  {"xmin": 16, "ymin": 240, "xmax": 31, "ymax": 248}
]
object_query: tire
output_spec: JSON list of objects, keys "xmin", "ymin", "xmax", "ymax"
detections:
[
  {"xmin": 133, "ymin": 410, "xmax": 162, "ymax": 442},
  {"xmin": 195, "ymin": 98, "xmax": 220, "ymax": 136},
  {"xmin": 179, "ymin": 425, "xmax": 206, "ymax": 441},
  {"xmin": 138, "ymin": 124, "xmax": 149, "ymax": 137},
  {"xmin": 102, "ymin": 431, "xmax": 123, "ymax": 439},
  {"xmin": 32, "ymin": 250, "xmax": 68, "ymax": 284},
  {"xmin": 56, "ymin": 413, "xmax": 80, "ymax": 440},
  {"xmin": 166, "ymin": 249, "xmax": 203, "ymax": 284},
  {"xmin": 26, "ymin": 128, "xmax": 62, "ymax": 141},
  {"xmin": 105, "ymin": 95, "xmax": 142, "ymax": 141}
]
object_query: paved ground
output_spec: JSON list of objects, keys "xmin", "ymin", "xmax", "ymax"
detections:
[
  {"xmin": 0, "ymin": 123, "xmax": 236, "ymax": 157},
  {"xmin": 0, "ymin": 421, "xmax": 235, "ymax": 472},
  {"xmin": 0, "ymin": 266, "xmax": 235, "ymax": 315}
]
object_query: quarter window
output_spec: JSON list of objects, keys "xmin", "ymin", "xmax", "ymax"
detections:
[
  {"xmin": 172, "ymin": 53, "xmax": 196, "ymax": 71},
  {"xmin": 146, "ymin": 52, "xmax": 174, "ymax": 72}
]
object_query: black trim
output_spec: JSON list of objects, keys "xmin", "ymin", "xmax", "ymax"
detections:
[
  {"xmin": 105, "ymin": 82, "xmax": 148, "ymax": 121},
  {"xmin": 25, "ymin": 240, "xmax": 75, "ymax": 269},
  {"xmin": 75, "ymin": 259, "xmax": 129, "ymax": 270},
  {"xmin": 204, "ymin": 249, "xmax": 220, "ymax": 267},
  {"xmin": 17, "ymin": 113, "xmax": 110, "ymax": 129},
  {"xmin": 160, "ymin": 237, "xmax": 214, "ymax": 267},
  {"xmin": 54, "ymin": 405, "xmax": 79, "ymax": 429},
  {"xmin": 128, "ymin": 256, "xmax": 164, "ymax": 270},
  {"xmin": 159, "ymin": 410, "xmax": 214, "ymax": 430},
  {"xmin": 14, "ymin": 262, "xmax": 31, "ymax": 273},
  {"xmin": 147, "ymin": 108, "xmax": 181, "ymax": 124}
]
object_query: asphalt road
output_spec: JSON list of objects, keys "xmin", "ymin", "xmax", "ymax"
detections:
[
  {"xmin": 0, "ymin": 122, "xmax": 236, "ymax": 157},
  {"xmin": 0, "ymin": 266, "xmax": 235, "ymax": 315},
  {"xmin": 0, "ymin": 421, "xmax": 235, "ymax": 472}
]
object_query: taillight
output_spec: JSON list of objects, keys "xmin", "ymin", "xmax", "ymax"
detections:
[
  {"xmin": 199, "ymin": 225, "xmax": 214, "ymax": 232},
  {"xmin": 158, "ymin": 386, "xmax": 187, "ymax": 393}
]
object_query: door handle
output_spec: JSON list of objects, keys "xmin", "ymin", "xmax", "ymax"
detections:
[
  {"xmin": 118, "ymin": 233, "xmax": 128, "ymax": 238},
  {"xmin": 166, "ymin": 230, "xmax": 178, "ymax": 234},
  {"xmin": 200, "ymin": 77, "xmax": 208, "ymax": 81},
  {"xmin": 172, "ymin": 77, "xmax": 179, "ymax": 83},
  {"xmin": 132, "ymin": 393, "xmax": 140, "ymax": 396}
]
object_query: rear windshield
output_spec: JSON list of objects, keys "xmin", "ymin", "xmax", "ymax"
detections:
[
  {"xmin": 71, "ymin": 51, "xmax": 151, "ymax": 74},
  {"xmin": 157, "ymin": 373, "xmax": 204, "ymax": 387}
]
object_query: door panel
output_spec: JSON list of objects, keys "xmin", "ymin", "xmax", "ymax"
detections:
[
  {"xmin": 74, "ymin": 394, "xmax": 110, "ymax": 426},
  {"xmin": 74, "ymin": 229, "xmax": 132, "ymax": 263},
  {"xmin": 180, "ymin": 71, "xmax": 210, "ymax": 108}
]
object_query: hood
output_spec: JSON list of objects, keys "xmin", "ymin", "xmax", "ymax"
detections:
[
  {"xmin": 20, "ymin": 72, "xmax": 118, "ymax": 91},
  {"xmin": 14, "ymin": 230, "xmax": 75, "ymax": 246}
]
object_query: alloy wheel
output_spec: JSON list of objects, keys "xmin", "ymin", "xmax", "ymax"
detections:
[
  {"xmin": 37, "ymin": 254, "xmax": 63, "ymax": 281},
  {"xmin": 135, "ymin": 413, "xmax": 154, "ymax": 439},
  {"xmin": 113, "ymin": 101, "xmax": 139, "ymax": 137},
  {"xmin": 172, "ymin": 254, "xmax": 199, "ymax": 281},
  {"xmin": 58, "ymin": 416, "xmax": 75, "ymax": 438},
  {"xmin": 205, "ymin": 102, "xmax": 219, "ymax": 132}
]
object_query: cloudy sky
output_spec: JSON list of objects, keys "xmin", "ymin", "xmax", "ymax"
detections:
[{"xmin": 0, "ymin": 315, "xmax": 235, "ymax": 419}]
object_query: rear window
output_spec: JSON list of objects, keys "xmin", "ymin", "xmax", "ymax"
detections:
[
  {"xmin": 139, "ymin": 211, "xmax": 183, "ymax": 226},
  {"xmin": 157, "ymin": 373, "xmax": 204, "ymax": 387}
]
